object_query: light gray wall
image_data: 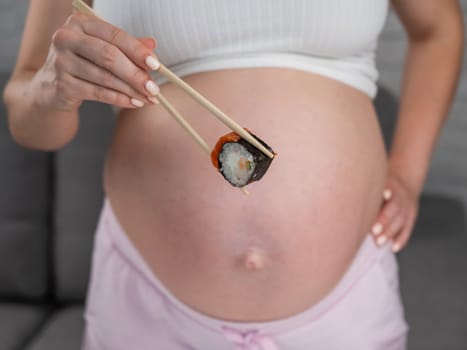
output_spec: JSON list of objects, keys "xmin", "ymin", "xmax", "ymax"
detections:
[{"xmin": 1, "ymin": 0, "xmax": 466, "ymax": 203}]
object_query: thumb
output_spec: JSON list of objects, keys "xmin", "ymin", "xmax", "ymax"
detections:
[{"xmin": 138, "ymin": 37, "xmax": 156, "ymax": 49}]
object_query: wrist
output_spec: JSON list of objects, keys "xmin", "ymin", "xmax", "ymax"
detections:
[
  {"xmin": 8, "ymin": 71, "xmax": 80, "ymax": 151},
  {"xmin": 32, "ymin": 64, "xmax": 81, "ymax": 113},
  {"xmin": 387, "ymin": 157, "xmax": 426, "ymax": 197}
]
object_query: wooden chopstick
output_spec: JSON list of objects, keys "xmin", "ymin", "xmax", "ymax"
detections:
[
  {"xmin": 71, "ymin": 0, "xmax": 274, "ymax": 160},
  {"xmin": 156, "ymin": 94, "xmax": 249, "ymax": 194},
  {"xmin": 72, "ymin": 0, "xmax": 98, "ymax": 17},
  {"xmin": 156, "ymin": 66, "xmax": 275, "ymax": 159},
  {"xmin": 155, "ymin": 94, "xmax": 210, "ymax": 155}
]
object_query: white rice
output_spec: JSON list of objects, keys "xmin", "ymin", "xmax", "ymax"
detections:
[{"xmin": 219, "ymin": 143, "xmax": 256, "ymax": 186}]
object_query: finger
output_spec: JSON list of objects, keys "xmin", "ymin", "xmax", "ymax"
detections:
[
  {"xmin": 138, "ymin": 37, "xmax": 156, "ymax": 50},
  {"xmin": 78, "ymin": 15, "xmax": 161, "ymax": 71},
  {"xmin": 66, "ymin": 73, "xmax": 142, "ymax": 108},
  {"xmin": 378, "ymin": 212, "xmax": 405, "ymax": 246},
  {"xmin": 62, "ymin": 50, "xmax": 152, "ymax": 106},
  {"xmin": 383, "ymin": 188, "xmax": 392, "ymax": 201},
  {"xmin": 52, "ymin": 26, "xmax": 157, "ymax": 99},
  {"xmin": 392, "ymin": 210, "xmax": 417, "ymax": 253},
  {"xmin": 371, "ymin": 197, "xmax": 400, "ymax": 237},
  {"xmin": 63, "ymin": 31, "xmax": 159, "ymax": 99}
]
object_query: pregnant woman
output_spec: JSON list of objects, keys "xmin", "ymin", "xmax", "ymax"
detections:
[{"xmin": 3, "ymin": 0, "xmax": 463, "ymax": 349}]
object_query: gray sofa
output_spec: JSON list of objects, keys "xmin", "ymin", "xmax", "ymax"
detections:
[{"xmin": 1, "ymin": 72, "xmax": 466, "ymax": 350}]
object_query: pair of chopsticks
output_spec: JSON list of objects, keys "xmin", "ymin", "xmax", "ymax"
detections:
[{"xmin": 71, "ymin": 0, "xmax": 275, "ymax": 162}]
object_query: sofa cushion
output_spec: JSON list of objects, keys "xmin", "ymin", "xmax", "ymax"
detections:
[
  {"xmin": 398, "ymin": 194, "xmax": 467, "ymax": 349},
  {"xmin": 25, "ymin": 306, "xmax": 84, "ymax": 350},
  {"xmin": 0, "ymin": 73, "xmax": 52, "ymax": 300},
  {"xmin": 0, "ymin": 303, "xmax": 49, "ymax": 350},
  {"xmin": 54, "ymin": 101, "xmax": 115, "ymax": 302}
]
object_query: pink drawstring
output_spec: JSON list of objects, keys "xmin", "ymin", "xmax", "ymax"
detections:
[{"xmin": 221, "ymin": 326, "xmax": 279, "ymax": 350}]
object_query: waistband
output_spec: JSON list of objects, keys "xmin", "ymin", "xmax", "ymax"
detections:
[
  {"xmin": 101, "ymin": 196, "xmax": 389, "ymax": 335},
  {"xmin": 152, "ymin": 52, "xmax": 378, "ymax": 98}
]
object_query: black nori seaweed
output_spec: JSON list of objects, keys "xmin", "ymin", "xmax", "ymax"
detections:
[{"xmin": 218, "ymin": 132, "xmax": 275, "ymax": 187}]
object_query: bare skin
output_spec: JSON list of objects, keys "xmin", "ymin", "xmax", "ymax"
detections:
[
  {"xmin": 3, "ymin": 0, "xmax": 463, "ymax": 323},
  {"xmin": 104, "ymin": 67, "xmax": 387, "ymax": 320}
]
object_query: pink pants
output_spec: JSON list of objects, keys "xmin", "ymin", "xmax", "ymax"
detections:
[{"xmin": 82, "ymin": 197, "xmax": 408, "ymax": 350}]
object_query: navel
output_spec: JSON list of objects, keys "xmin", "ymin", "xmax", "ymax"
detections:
[{"xmin": 242, "ymin": 248, "xmax": 266, "ymax": 271}]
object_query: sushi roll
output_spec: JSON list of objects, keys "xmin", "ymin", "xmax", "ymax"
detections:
[{"xmin": 211, "ymin": 130, "xmax": 276, "ymax": 187}]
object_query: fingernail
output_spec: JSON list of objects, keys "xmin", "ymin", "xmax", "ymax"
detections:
[
  {"xmin": 130, "ymin": 98, "xmax": 144, "ymax": 107},
  {"xmin": 383, "ymin": 189, "xmax": 392, "ymax": 201},
  {"xmin": 145, "ymin": 56, "xmax": 160, "ymax": 71},
  {"xmin": 392, "ymin": 242, "xmax": 401, "ymax": 253},
  {"xmin": 148, "ymin": 96, "xmax": 160, "ymax": 104},
  {"xmin": 145, "ymin": 80, "xmax": 159, "ymax": 96},
  {"xmin": 377, "ymin": 235, "xmax": 387, "ymax": 246},
  {"xmin": 371, "ymin": 222, "xmax": 383, "ymax": 235}
]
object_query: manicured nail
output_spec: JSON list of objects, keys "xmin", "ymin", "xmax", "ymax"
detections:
[
  {"xmin": 392, "ymin": 242, "xmax": 401, "ymax": 253},
  {"xmin": 130, "ymin": 98, "xmax": 144, "ymax": 107},
  {"xmin": 148, "ymin": 96, "xmax": 160, "ymax": 104},
  {"xmin": 145, "ymin": 56, "xmax": 160, "ymax": 71},
  {"xmin": 383, "ymin": 189, "xmax": 392, "ymax": 200},
  {"xmin": 377, "ymin": 235, "xmax": 387, "ymax": 246},
  {"xmin": 372, "ymin": 222, "xmax": 383, "ymax": 235},
  {"xmin": 383, "ymin": 189, "xmax": 392, "ymax": 201},
  {"xmin": 145, "ymin": 80, "xmax": 159, "ymax": 96}
]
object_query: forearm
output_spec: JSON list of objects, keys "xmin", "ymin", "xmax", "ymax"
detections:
[
  {"xmin": 3, "ymin": 69, "xmax": 79, "ymax": 151},
  {"xmin": 388, "ymin": 21, "xmax": 464, "ymax": 196}
]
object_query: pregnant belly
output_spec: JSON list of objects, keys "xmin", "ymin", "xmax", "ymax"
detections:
[{"xmin": 103, "ymin": 68, "xmax": 388, "ymax": 321}]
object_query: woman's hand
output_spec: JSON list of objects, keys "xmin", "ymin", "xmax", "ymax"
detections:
[
  {"xmin": 370, "ymin": 170, "xmax": 420, "ymax": 253},
  {"xmin": 36, "ymin": 12, "xmax": 161, "ymax": 111}
]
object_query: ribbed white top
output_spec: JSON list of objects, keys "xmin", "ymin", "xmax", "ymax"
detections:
[{"xmin": 93, "ymin": 0, "xmax": 389, "ymax": 98}]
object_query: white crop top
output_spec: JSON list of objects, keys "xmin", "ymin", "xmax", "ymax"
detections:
[{"xmin": 93, "ymin": 0, "xmax": 389, "ymax": 98}]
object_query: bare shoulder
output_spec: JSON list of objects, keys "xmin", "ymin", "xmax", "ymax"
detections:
[{"xmin": 390, "ymin": 0, "xmax": 463, "ymax": 37}]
